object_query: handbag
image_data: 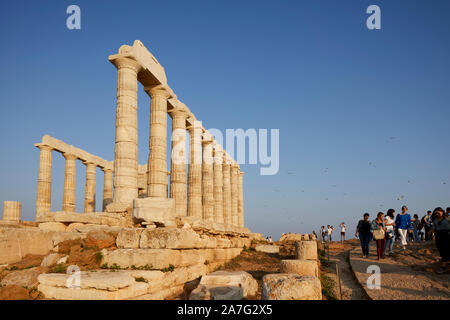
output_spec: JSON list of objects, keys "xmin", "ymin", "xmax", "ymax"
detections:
[{"xmin": 373, "ymin": 229, "xmax": 385, "ymax": 240}]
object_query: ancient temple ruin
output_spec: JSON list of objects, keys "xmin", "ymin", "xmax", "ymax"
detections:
[{"xmin": 34, "ymin": 40, "xmax": 246, "ymax": 233}]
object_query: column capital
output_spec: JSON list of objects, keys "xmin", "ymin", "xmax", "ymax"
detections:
[
  {"xmin": 62, "ymin": 153, "xmax": 77, "ymax": 161},
  {"xmin": 113, "ymin": 57, "xmax": 142, "ymax": 73},
  {"xmin": 35, "ymin": 143, "xmax": 53, "ymax": 152},
  {"xmin": 144, "ymin": 84, "xmax": 173, "ymax": 99},
  {"xmin": 168, "ymin": 107, "xmax": 189, "ymax": 120},
  {"xmin": 101, "ymin": 167, "xmax": 113, "ymax": 173}
]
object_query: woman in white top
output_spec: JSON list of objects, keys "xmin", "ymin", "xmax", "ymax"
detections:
[
  {"xmin": 340, "ymin": 222, "xmax": 346, "ymax": 242},
  {"xmin": 384, "ymin": 209, "xmax": 396, "ymax": 256}
]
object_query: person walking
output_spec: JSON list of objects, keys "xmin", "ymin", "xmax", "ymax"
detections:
[
  {"xmin": 327, "ymin": 225, "xmax": 333, "ymax": 242},
  {"xmin": 412, "ymin": 214, "xmax": 421, "ymax": 243},
  {"xmin": 422, "ymin": 211, "xmax": 433, "ymax": 241},
  {"xmin": 431, "ymin": 207, "xmax": 450, "ymax": 274},
  {"xmin": 356, "ymin": 213, "xmax": 372, "ymax": 258},
  {"xmin": 340, "ymin": 222, "xmax": 346, "ymax": 242},
  {"xmin": 384, "ymin": 209, "xmax": 395, "ymax": 256},
  {"xmin": 372, "ymin": 212, "xmax": 387, "ymax": 260},
  {"xmin": 395, "ymin": 205, "xmax": 412, "ymax": 250},
  {"xmin": 320, "ymin": 226, "xmax": 326, "ymax": 242}
]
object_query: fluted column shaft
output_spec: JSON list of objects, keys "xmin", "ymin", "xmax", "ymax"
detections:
[
  {"xmin": 36, "ymin": 145, "xmax": 53, "ymax": 216},
  {"xmin": 111, "ymin": 57, "xmax": 140, "ymax": 210},
  {"xmin": 187, "ymin": 120, "xmax": 203, "ymax": 218},
  {"xmin": 202, "ymin": 140, "xmax": 214, "ymax": 222},
  {"xmin": 222, "ymin": 155, "xmax": 232, "ymax": 225},
  {"xmin": 230, "ymin": 163, "xmax": 239, "ymax": 226},
  {"xmin": 213, "ymin": 146, "xmax": 224, "ymax": 223},
  {"xmin": 146, "ymin": 85, "xmax": 170, "ymax": 198},
  {"xmin": 84, "ymin": 162, "xmax": 96, "ymax": 213},
  {"xmin": 3, "ymin": 201, "xmax": 21, "ymax": 222},
  {"xmin": 62, "ymin": 153, "xmax": 77, "ymax": 212},
  {"xmin": 238, "ymin": 171, "xmax": 244, "ymax": 227},
  {"xmin": 169, "ymin": 110, "xmax": 188, "ymax": 216},
  {"xmin": 102, "ymin": 169, "xmax": 113, "ymax": 211}
]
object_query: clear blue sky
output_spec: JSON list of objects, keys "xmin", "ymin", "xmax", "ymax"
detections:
[{"xmin": 1, "ymin": 0, "xmax": 449, "ymax": 240}]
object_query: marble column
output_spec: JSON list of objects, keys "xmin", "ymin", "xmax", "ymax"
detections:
[
  {"xmin": 110, "ymin": 57, "xmax": 141, "ymax": 211},
  {"xmin": 102, "ymin": 168, "xmax": 113, "ymax": 211},
  {"xmin": 35, "ymin": 144, "xmax": 53, "ymax": 216},
  {"xmin": 238, "ymin": 171, "xmax": 244, "ymax": 228},
  {"xmin": 84, "ymin": 162, "xmax": 96, "ymax": 213},
  {"xmin": 2, "ymin": 201, "xmax": 21, "ymax": 222},
  {"xmin": 145, "ymin": 85, "xmax": 170, "ymax": 198},
  {"xmin": 169, "ymin": 109, "xmax": 188, "ymax": 217},
  {"xmin": 187, "ymin": 119, "xmax": 203, "ymax": 219},
  {"xmin": 62, "ymin": 153, "xmax": 77, "ymax": 212},
  {"xmin": 213, "ymin": 144, "xmax": 224, "ymax": 223},
  {"xmin": 202, "ymin": 136, "xmax": 214, "ymax": 222},
  {"xmin": 222, "ymin": 153, "xmax": 232, "ymax": 225},
  {"xmin": 230, "ymin": 162, "xmax": 239, "ymax": 226}
]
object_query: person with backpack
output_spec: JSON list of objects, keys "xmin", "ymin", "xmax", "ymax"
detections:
[
  {"xmin": 371, "ymin": 212, "xmax": 387, "ymax": 260},
  {"xmin": 356, "ymin": 213, "xmax": 372, "ymax": 258},
  {"xmin": 384, "ymin": 209, "xmax": 396, "ymax": 256},
  {"xmin": 431, "ymin": 207, "xmax": 450, "ymax": 274},
  {"xmin": 395, "ymin": 205, "xmax": 412, "ymax": 250}
]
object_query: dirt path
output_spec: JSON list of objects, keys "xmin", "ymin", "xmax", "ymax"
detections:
[
  {"xmin": 349, "ymin": 241, "xmax": 450, "ymax": 300},
  {"xmin": 321, "ymin": 241, "xmax": 368, "ymax": 300}
]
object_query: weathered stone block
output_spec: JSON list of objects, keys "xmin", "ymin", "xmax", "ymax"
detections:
[
  {"xmin": 139, "ymin": 227, "xmax": 201, "ymax": 249},
  {"xmin": 280, "ymin": 260, "xmax": 319, "ymax": 277},
  {"xmin": 255, "ymin": 245, "xmax": 279, "ymax": 254},
  {"xmin": 116, "ymin": 228, "xmax": 144, "ymax": 248},
  {"xmin": 294, "ymin": 241, "xmax": 318, "ymax": 260},
  {"xmin": 39, "ymin": 222, "xmax": 67, "ymax": 232},
  {"xmin": 262, "ymin": 274, "xmax": 322, "ymax": 300},
  {"xmin": 133, "ymin": 197, "xmax": 175, "ymax": 226}
]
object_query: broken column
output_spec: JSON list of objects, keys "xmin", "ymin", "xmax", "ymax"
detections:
[
  {"xmin": 2, "ymin": 201, "xmax": 21, "ymax": 222},
  {"xmin": 62, "ymin": 153, "xmax": 77, "ymax": 212},
  {"xmin": 35, "ymin": 144, "xmax": 53, "ymax": 216}
]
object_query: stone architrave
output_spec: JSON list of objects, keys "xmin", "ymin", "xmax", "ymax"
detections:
[{"xmin": 62, "ymin": 153, "xmax": 77, "ymax": 212}]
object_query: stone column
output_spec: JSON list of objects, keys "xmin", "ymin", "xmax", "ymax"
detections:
[
  {"xmin": 238, "ymin": 171, "xmax": 244, "ymax": 228},
  {"xmin": 202, "ymin": 135, "xmax": 214, "ymax": 222},
  {"xmin": 102, "ymin": 168, "xmax": 113, "ymax": 211},
  {"xmin": 187, "ymin": 119, "xmax": 203, "ymax": 219},
  {"xmin": 2, "ymin": 201, "xmax": 21, "ymax": 222},
  {"xmin": 35, "ymin": 144, "xmax": 53, "ymax": 216},
  {"xmin": 222, "ymin": 153, "xmax": 232, "ymax": 225},
  {"xmin": 169, "ymin": 109, "xmax": 188, "ymax": 217},
  {"xmin": 62, "ymin": 153, "xmax": 77, "ymax": 212},
  {"xmin": 213, "ymin": 144, "xmax": 224, "ymax": 223},
  {"xmin": 110, "ymin": 57, "xmax": 141, "ymax": 211},
  {"xmin": 145, "ymin": 85, "xmax": 170, "ymax": 198},
  {"xmin": 230, "ymin": 162, "xmax": 239, "ymax": 226},
  {"xmin": 84, "ymin": 162, "xmax": 97, "ymax": 213}
]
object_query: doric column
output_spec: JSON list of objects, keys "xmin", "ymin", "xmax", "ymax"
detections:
[
  {"xmin": 110, "ymin": 57, "xmax": 141, "ymax": 211},
  {"xmin": 187, "ymin": 119, "xmax": 203, "ymax": 219},
  {"xmin": 169, "ymin": 108, "xmax": 188, "ymax": 217},
  {"xmin": 222, "ymin": 153, "xmax": 232, "ymax": 225},
  {"xmin": 102, "ymin": 168, "xmax": 113, "ymax": 211},
  {"xmin": 213, "ymin": 144, "xmax": 224, "ymax": 223},
  {"xmin": 2, "ymin": 201, "xmax": 21, "ymax": 222},
  {"xmin": 62, "ymin": 153, "xmax": 77, "ymax": 212},
  {"xmin": 84, "ymin": 162, "xmax": 97, "ymax": 213},
  {"xmin": 230, "ymin": 162, "xmax": 239, "ymax": 226},
  {"xmin": 35, "ymin": 144, "xmax": 53, "ymax": 216},
  {"xmin": 238, "ymin": 171, "xmax": 244, "ymax": 228},
  {"xmin": 202, "ymin": 133, "xmax": 214, "ymax": 222},
  {"xmin": 145, "ymin": 85, "xmax": 170, "ymax": 198}
]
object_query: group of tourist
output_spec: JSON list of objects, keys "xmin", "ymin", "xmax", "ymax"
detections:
[
  {"xmin": 355, "ymin": 206, "xmax": 450, "ymax": 274},
  {"xmin": 320, "ymin": 223, "xmax": 347, "ymax": 242}
]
